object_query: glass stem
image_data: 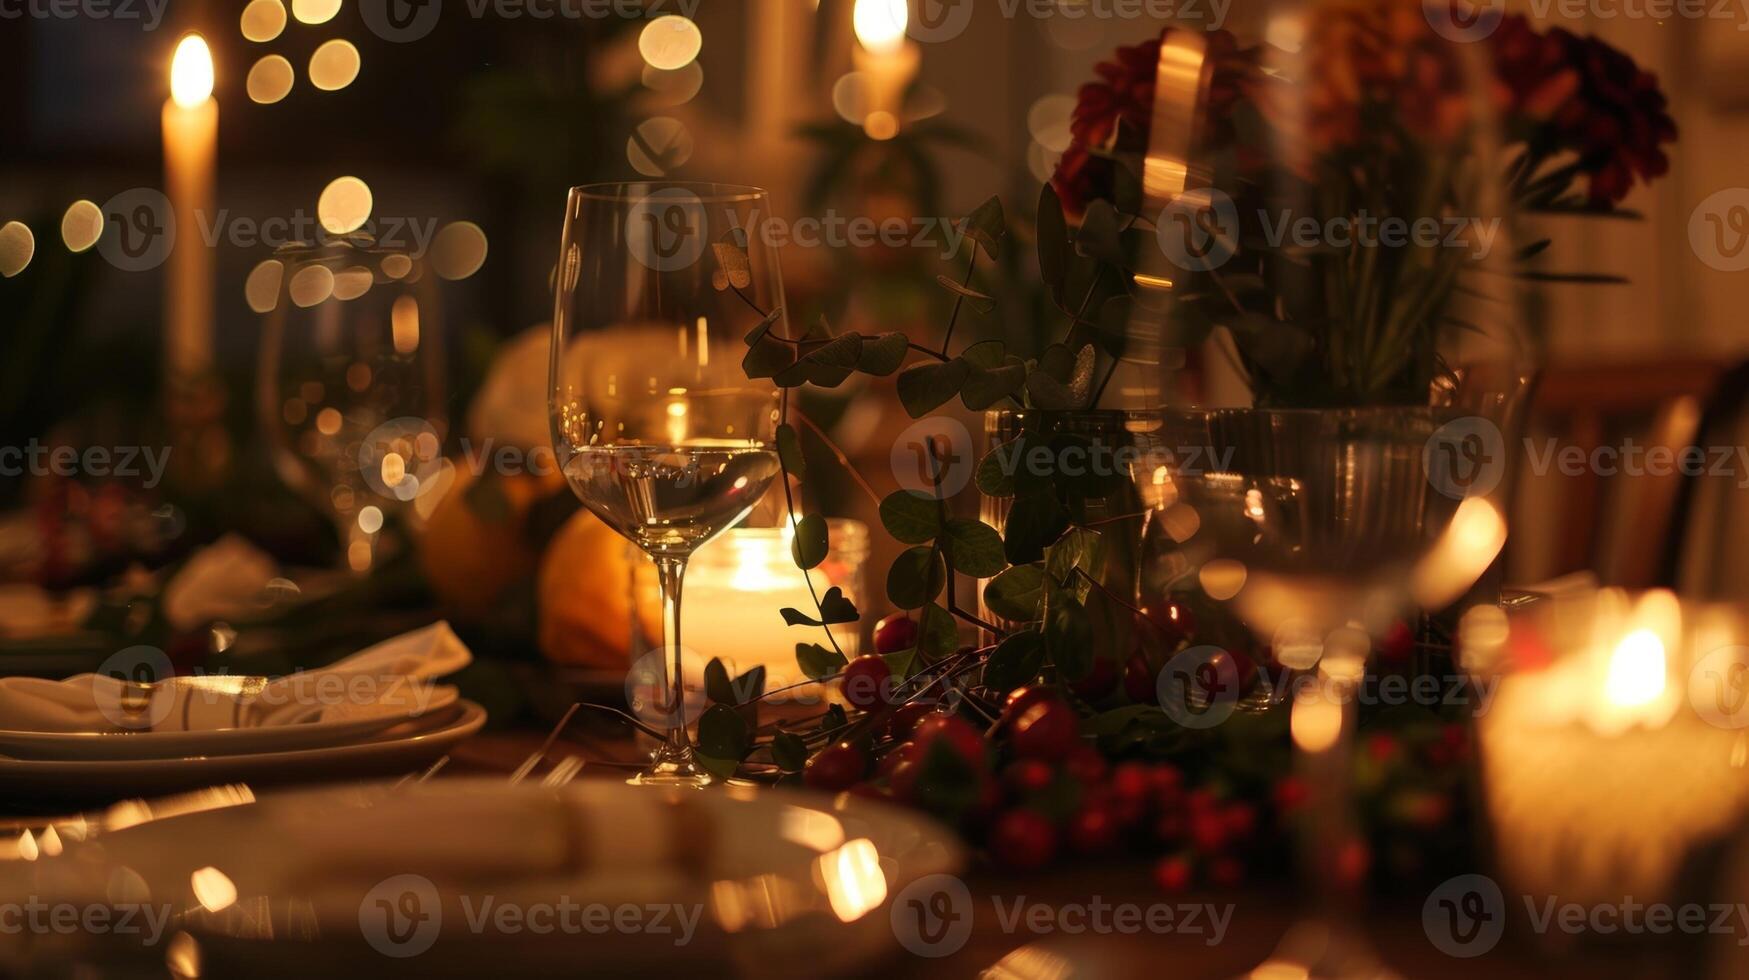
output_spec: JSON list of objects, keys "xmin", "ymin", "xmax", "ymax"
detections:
[{"xmin": 653, "ymin": 555, "xmax": 691, "ymax": 762}]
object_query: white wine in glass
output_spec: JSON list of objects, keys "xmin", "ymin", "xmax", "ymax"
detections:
[{"xmin": 549, "ymin": 182, "xmax": 784, "ymax": 787}]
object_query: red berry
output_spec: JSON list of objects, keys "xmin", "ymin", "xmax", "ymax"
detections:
[
  {"xmin": 990, "ymin": 809, "xmax": 1057, "ymax": 871},
  {"xmin": 1002, "ymin": 684, "xmax": 1056, "ymax": 719},
  {"xmin": 877, "ymin": 740, "xmax": 918, "ymax": 778},
  {"xmin": 1189, "ymin": 809, "xmax": 1229, "ymax": 851},
  {"xmin": 1142, "ymin": 598, "xmax": 1196, "ymax": 647},
  {"xmin": 1186, "ymin": 787, "xmax": 1220, "ymax": 814},
  {"xmin": 1009, "ymin": 698, "xmax": 1079, "ymax": 762},
  {"xmin": 1147, "ymin": 763, "xmax": 1185, "ymax": 803},
  {"xmin": 1066, "ymin": 803, "xmax": 1120, "ymax": 855},
  {"xmin": 1123, "ymin": 654, "xmax": 1157, "ymax": 705},
  {"xmin": 1208, "ymin": 856, "xmax": 1245, "ymax": 888},
  {"xmin": 1002, "ymin": 758, "xmax": 1055, "ymax": 797},
  {"xmin": 887, "ymin": 757, "xmax": 921, "ymax": 801},
  {"xmin": 803, "ymin": 742, "xmax": 868, "ymax": 792},
  {"xmin": 1273, "ymin": 776, "xmax": 1309, "ymax": 815},
  {"xmin": 966, "ymin": 776, "xmax": 1002, "ymax": 826},
  {"xmin": 886, "ymin": 701, "xmax": 936, "ymax": 740},
  {"xmin": 1335, "ymin": 838, "xmax": 1371, "ymax": 887},
  {"xmin": 1153, "ymin": 854, "xmax": 1194, "ymax": 892},
  {"xmin": 1380, "ymin": 619, "xmax": 1415, "ymax": 662},
  {"xmin": 1154, "ymin": 810, "xmax": 1188, "ymax": 844},
  {"xmin": 1111, "ymin": 762, "xmax": 1154, "ymax": 807},
  {"xmin": 1062, "ymin": 744, "xmax": 1108, "ymax": 784},
  {"xmin": 873, "ymin": 613, "xmax": 919, "ymax": 655},
  {"xmin": 1366, "ymin": 732, "xmax": 1398, "ymax": 764},
  {"xmin": 1221, "ymin": 802, "xmax": 1257, "ymax": 841},
  {"xmin": 1068, "ymin": 655, "xmax": 1118, "ymax": 700},
  {"xmin": 840, "ymin": 655, "xmax": 893, "ymax": 710},
  {"xmin": 912, "ymin": 714, "xmax": 986, "ymax": 769}
]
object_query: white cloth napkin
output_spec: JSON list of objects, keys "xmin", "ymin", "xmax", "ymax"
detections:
[
  {"xmin": 0, "ymin": 621, "xmax": 471, "ymax": 734},
  {"xmin": 162, "ymin": 534, "xmax": 280, "ymax": 632}
]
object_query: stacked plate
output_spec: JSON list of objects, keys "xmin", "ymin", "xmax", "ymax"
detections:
[{"xmin": 0, "ymin": 622, "xmax": 485, "ymax": 802}]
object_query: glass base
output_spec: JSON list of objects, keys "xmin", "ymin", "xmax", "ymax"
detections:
[
  {"xmin": 1239, "ymin": 921, "xmax": 1401, "ymax": 980},
  {"xmin": 626, "ymin": 748, "xmax": 715, "ymax": 789}
]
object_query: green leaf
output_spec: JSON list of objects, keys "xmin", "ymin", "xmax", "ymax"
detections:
[
  {"xmin": 780, "ymin": 606, "xmax": 822, "ymax": 627},
  {"xmin": 771, "ymin": 732, "xmax": 808, "ymax": 773},
  {"xmin": 984, "ymin": 630, "xmax": 1045, "ymax": 694},
  {"xmin": 1091, "ymin": 295, "xmax": 1132, "ymax": 358},
  {"xmin": 1003, "ymin": 491, "xmax": 1069, "ymax": 565},
  {"xmin": 858, "ymin": 332, "xmax": 909, "ymax": 376},
  {"xmin": 791, "ymin": 513, "xmax": 829, "ymax": 569},
  {"xmin": 934, "ymin": 274, "xmax": 996, "ymax": 312},
  {"xmin": 961, "ymin": 357, "xmax": 1027, "ymax": 411},
  {"xmin": 796, "ymin": 642, "xmax": 847, "ymax": 680},
  {"xmin": 911, "ymin": 736, "xmax": 981, "ymax": 816},
  {"xmin": 976, "ymin": 437, "xmax": 1022, "ymax": 497},
  {"xmin": 742, "ymin": 307, "xmax": 782, "ymax": 346},
  {"xmin": 1046, "ymin": 526, "xmax": 1104, "ymax": 585},
  {"xmin": 712, "ymin": 241, "xmax": 752, "ymax": 289},
  {"xmin": 888, "ymin": 546, "xmax": 947, "ymax": 609},
  {"xmin": 879, "ymin": 490, "xmax": 942, "ymax": 544},
  {"xmin": 884, "ymin": 647, "xmax": 923, "ymax": 681},
  {"xmin": 943, "ymin": 518, "xmax": 1006, "ymax": 578},
  {"xmin": 1044, "ymin": 591, "xmax": 1093, "ymax": 680},
  {"xmin": 1074, "ymin": 200, "xmax": 1126, "ymax": 266},
  {"xmin": 733, "ymin": 665, "xmax": 767, "ymax": 703},
  {"xmin": 919, "ymin": 603, "xmax": 958, "ymax": 659},
  {"xmin": 959, "ymin": 340, "xmax": 1007, "ymax": 369},
  {"xmin": 984, "ymin": 563, "xmax": 1046, "ymax": 621},
  {"xmin": 697, "ymin": 703, "xmax": 750, "ymax": 766},
  {"xmin": 743, "ymin": 334, "xmax": 793, "ymax": 380},
  {"xmin": 897, "ymin": 359, "xmax": 971, "ymax": 417},
  {"xmin": 704, "ymin": 658, "xmax": 736, "ymax": 705},
  {"xmin": 1037, "ymin": 183, "xmax": 1067, "ymax": 290},
  {"xmin": 817, "ymin": 586, "xmax": 859, "ymax": 624},
  {"xmin": 963, "ymin": 195, "xmax": 1006, "ymax": 259},
  {"xmin": 775, "ymin": 333, "xmax": 863, "ymax": 388},
  {"xmin": 776, "ymin": 423, "xmax": 806, "ymax": 479}
]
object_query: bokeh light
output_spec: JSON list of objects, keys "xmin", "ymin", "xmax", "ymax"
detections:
[
  {"xmin": 290, "ymin": 0, "xmax": 340, "ymax": 26},
  {"xmin": 60, "ymin": 201, "xmax": 102, "ymax": 253},
  {"xmin": 430, "ymin": 221, "xmax": 488, "ymax": 280},
  {"xmin": 317, "ymin": 176, "xmax": 372, "ymax": 234},
  {"xmin": 245, "ymin": 259, "xmax": 285, "ymax": 313},
  {"xmin": 240, "ymin": 0, "xmax": 287, "ymax": 42},
  {"xmin": 0, "ymin": 222, "xmax": 35, "ymax": 277},
  {"xmin": 308, "ymin": 39, "xmax": 361, "ymax": 91},
  {"xmin": 246, "ymin": 55, "xmax": 295, "ymax": 104},
  {"xmin": 638, "ymin": 15, "xmax": 702, "ymax": 71}
]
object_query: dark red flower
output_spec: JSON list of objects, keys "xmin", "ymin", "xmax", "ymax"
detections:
[{"xmin": 1550, "ymin": 28, "xmax": 1677, "ymax": 203}]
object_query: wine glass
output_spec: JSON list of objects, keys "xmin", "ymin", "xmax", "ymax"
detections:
[
  {"xmin": 257, "ymin": 240, "xmax": 447, "ymax": 574},
  {"xmin": 549, "ymin": 182, "xmax": 784, "ymax": 787}
]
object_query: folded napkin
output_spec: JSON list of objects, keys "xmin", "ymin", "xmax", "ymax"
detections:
[
  {"xmin": 162, "ymin": 534, "xmax": 280, "ymax": 632},
  {"xmin": 0, "ymin": 621, "xmax": 471, "ymax": 734}
]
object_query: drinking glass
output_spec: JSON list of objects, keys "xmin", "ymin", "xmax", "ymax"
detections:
[
  {"xmin": 549, "ymin": 182, "xmax": 784, "ymax": 787},
  {"xmin": 257, "ymin": 241, "xmax": 447, "ymax": 574}
]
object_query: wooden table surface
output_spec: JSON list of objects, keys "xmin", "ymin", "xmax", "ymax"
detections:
[{"xmin": 441, "ymin": 729, "xmax": 1678, "ymax": 979}]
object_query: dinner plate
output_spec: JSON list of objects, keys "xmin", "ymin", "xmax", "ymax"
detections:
[
  {"xmin": 0, "ymin": 685, "xmax": 461, "ymax": 761},
  {"xmin": 0, "ymin": 777, "xmax": 966, "ymax": 978},
  {"xmin": 0, "ymin": 700, "xmax": 486, "ymax": 801}
]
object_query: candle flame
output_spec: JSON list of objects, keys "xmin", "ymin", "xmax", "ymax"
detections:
[
  {"xmin": 853, "ymin": 0, "xmax": 907, "ymax": 55},
  {"xmin": 171, "ymin": 34, "xmax": 215, "ymax": 107},
  {"xmin": 1604, "ymin": 629, "xmax": 1666, "ymax": 709}
]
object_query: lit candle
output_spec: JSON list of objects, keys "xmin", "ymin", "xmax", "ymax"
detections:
[
  {"xmin": 641, "ymin": 522, "xmax": 868, "ymax": 692},
  {"xmin": 163, "ymin": 33, "xmax": 217, "ymax": 381},
  {"xmin": 851, "ymin": 0, "xmax": 918, "ymax": 141}
]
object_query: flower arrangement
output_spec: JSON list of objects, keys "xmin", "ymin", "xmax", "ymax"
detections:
[{"xmin": 680, "ymin": 3, "xmax": 1676, "ymax": 882}]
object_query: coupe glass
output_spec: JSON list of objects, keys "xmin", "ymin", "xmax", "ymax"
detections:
[
  {"xmin": 549, "ymin": 182, "xmax": 784, "ymax": 787},
  {"xmin": 257, "ymin": 240, "xmax": 447, "ymax": 574}
]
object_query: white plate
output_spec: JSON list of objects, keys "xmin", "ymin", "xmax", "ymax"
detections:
[
  {"xmin": 0, "ymin": 700, "xmax": 485, "ymax": 801},
  {"xmin": 0, "ymin": 777, "xmax": 966, "ymax": 978},
  {"xmin": 0, "ymin": 685, "xmax": 461, "ymax": 761}
]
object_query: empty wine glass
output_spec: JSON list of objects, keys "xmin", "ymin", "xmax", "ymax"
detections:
[
  {"xmin": 257, "ymin": 240, "xmax": 447, "ymax": 574},
  {"xmin": 549, "ymin": 182, "xmax": 784, "ymax": 787}
]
